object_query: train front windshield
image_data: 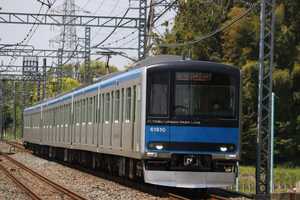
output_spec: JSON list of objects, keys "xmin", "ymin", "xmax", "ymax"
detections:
[{"xmin": 147, "ymin": 69, "xmax": 239, "ymax": 122}]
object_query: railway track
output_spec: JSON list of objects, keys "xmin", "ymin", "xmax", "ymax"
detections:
[
  {"xmin": 0, "ymin": 151, "xmax": 87, "ymax": 200},
  {"xmin": 168, "ymin": 191, "xmax": 230, "ymax": 200},
  {"xmin": 4, "ymin": 141, "xmax": 254, "ymax": 200}
]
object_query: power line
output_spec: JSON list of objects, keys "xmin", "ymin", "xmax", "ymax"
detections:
[
  {"xmin": 158, "ymin": 2, "xmax": 259, "ymax": 48},
  {"xmin": 8, "ymin": 4, "xmax": 45, "ymax": 65},
  {"xmin": 93, "ymin": 8, "xmax": 130, "ymax": 48},
  {"xmin": 8, "ymin": 0, "xmax": 58, "ymax": 65},
  {"xmin": 100, "ymin": 30, "xmax": 137, "ymax": 47},
  {"xmin": 82, "ymin": 0, "xmax": 92, "ymax": 9},
  {"xmin": 91, "ymin": 0, "xmax": 122, "ymax": 42},
  {"xmin": 92, "ymin": 0, "xmax": 105, "ymax": 15}
]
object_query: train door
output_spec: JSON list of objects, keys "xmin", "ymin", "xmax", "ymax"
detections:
[
  {"xmin": 122, "ymin": 86, "xmax": 134, "ymax": 152},
  {"xmin": 61, "ymin": 104, "xmax": 65, "ymax": 144},
  {"xmin": 97, "ymin": 92, "xmax": 104, "ymax": 147},
  {"xmin": 74, "ymin": 99, "xmax": 81, "ymax": 145},
  {"xmin": 81, "ymin": 98, "xmax": 87, "ymax": 145},
  {"xmin": 79, "ymin": 97, "xmax": 87, "ymax": 145},
  {"xmin": 87, "ymin": 95, "xmax": 94, "ymax": 145},
  {"xmin": 53, "ymin": 108, "xmax": 56, "ymax": 143},
  {"xmin": 103, "ymin": 91, "xmax": 112, "ymax": 148},
  {"xmin": 112, "ymin": 89, "xmax": 121, "ymax": 149},
  {"xmin": 133, "ymin": 85, "xmax": 141, "ymax": 152},
  {"xmin": 70, "ymin": 97, "xmax": 75, "ymax": 145},
  {"xmin": 67, "ymin": 102, "xmax": 72, "ymax": 145},
  {"xmin": 92, "ymin": 95, "xmax": 98, "ymax": 147},
  {"xmin": 41, "ymin": 106, "xmax": 45, "ymax": 144}
]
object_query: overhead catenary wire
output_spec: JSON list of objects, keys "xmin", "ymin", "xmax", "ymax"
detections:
[
  {"xmin": 158, "ymin": 2, "xmax": 259, "ymax": 48},
  {"xmin": 91, "ymin": 0, "xmax": 122, "ymax": 43},
  {"xmin": 8, "ymin": 0, "xmax": 57, "ymax": 66},
  {"xmin": 92, "ymin": 8, "xmax": 130, "ymax": 48},
  {"xmin": 99, "ymin": 30, "xmax": 137, "ymax": 47}
]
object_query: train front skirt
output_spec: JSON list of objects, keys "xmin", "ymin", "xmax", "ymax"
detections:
[{"xmin": 143, "ymin": 168, "xmax": 235, "ymax": 188}]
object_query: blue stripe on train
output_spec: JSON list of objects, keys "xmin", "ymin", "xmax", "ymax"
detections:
[{"xmin": 145, "ymin": 125, "xmax": 239, "ymax": 153}]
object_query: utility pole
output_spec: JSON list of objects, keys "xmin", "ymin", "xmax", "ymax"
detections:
[
  {"xmin": 43, "ymin": 58, "xmax": 47, "ymax": 99},
  {"xmin": 256, "ymin": 0, "xmax": 276, "ymax": 199},
  {"xmin": 57, "ymin": 48, "xmax": 63, "ymax": 93},
  {"xmin": 84, "ymin": 26, "xmax": 91, "ymax": 83},
  {"xmin": 13, "ymin": 81, "xmax": 17, "ymax": 139},
  {"xmin": 36, "ymin": 62, "xmax": 41, "ymax": 101},
  {"xmin": 138, "ymin": 0, "xmax": 147, "ymax": 59}
]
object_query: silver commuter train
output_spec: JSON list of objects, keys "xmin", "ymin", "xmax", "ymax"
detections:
[{"xmin": 24, "ymin": 55, "xmax": 241, "ymax": 188}]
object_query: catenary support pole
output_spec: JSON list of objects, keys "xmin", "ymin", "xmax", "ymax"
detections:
[
  {"xmin": 256, "ymin": 0, "xmax": 276, "ymax": 199},
  {"xmin": 13, "ymin": 81, "xmax": 16, "ymax": 140},
  {"xmin": 43, "ymin": 58, "xmax": 47, "ymax": 100},
  {"xmin": 270, "ymin": 92, "xmax": 275, "ymax": 193}
]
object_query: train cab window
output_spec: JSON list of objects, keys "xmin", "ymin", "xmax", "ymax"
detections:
[
  {"xmin": 173, "ymin": 72, "xmax": 236, "ymax": 119},
  {"xmin": 125, "ymin": 87, "xmax": 132, "ymax": 122},
  {"xmin": 104, "ymin": 93, "xmax": 110, "ymax": 123},
  {"xmin": 114, "ymin": 90, "xmax": 120, "ymax": 123},
  {"xmin": 147, "ymin": 71, "xmax": 169, "ymax": 117}
]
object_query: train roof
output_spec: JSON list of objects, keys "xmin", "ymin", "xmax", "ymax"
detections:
[{"xmin": 24, "ymin": 55, "xmax": 239, "ymax": 113}]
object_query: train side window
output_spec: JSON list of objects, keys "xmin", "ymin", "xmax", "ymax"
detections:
[
  {"xmin": 100, "ymin": 93, "xmax": 104, "ymax": 124},
  {"xmin": 76, "ymin": 101, "xmax": 79, "ymax": 123},
  {"xmin": 62, "ymin": 105, "xmax": 65, "ymax": 124},
  {"xmin": 121, "ymin": 88, "xmax": 124, "ymax": 123},
  {"xmin": 133, "ymin": 86, "xmax": 136, "ymax": 122},
  {"xmin": 125, "ymin": 87, "xmax": 132, "ymax": 122},
  {"xmin": 98, "ymin": 94, "xmax": 101, "ymax": 124},
  {"xmin": 79, "ymin": 101, "xmax": 81, "ymax": 123},
  {"xmin": 82, "ymin": 99, "xmax": 85, "ymax": 123},
  {"xmin": 111, "ymin": 92, "xmax": 114, "ymax": 122},
  {"xmin": 74, "ymin": 102, "xmax": 76, "ymax": 123},
  {"xmin": 86, "ymin": 98, "xmax": 88, "ymax": 123},
  {"xmin": 114, "ymin": 90, "xmax": 120, "ymax": 123},
  {"xmin": 104, "ymin": 93, "xmax": 110, "ymax": 123},
  {"xmin": 53, "ymin": 108, "xmax": 56, "ymax": 126},
  {"xmin": 88, "ymin": 97, "xmax": 92, "ymax": 123},
  {"xmin": 93, "ymin": 96, "xmax": 96, "ymax": 123},
  {"xmin": 69, "ymin": 103, "xmax": 72, "ymax": 124}
]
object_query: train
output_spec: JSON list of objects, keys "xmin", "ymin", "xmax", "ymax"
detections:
[{"xmin": 23, "ymin": 55, "xmax": 241, "ymax": 188}]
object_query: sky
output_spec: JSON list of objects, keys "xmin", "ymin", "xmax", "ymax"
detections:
[{"xmin": 0, "ymin": 0, "xmax": 175, "ymax": 71}]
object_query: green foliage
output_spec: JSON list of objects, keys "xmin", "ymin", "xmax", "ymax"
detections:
[
  {"xmin": 221, "ymin": 7, "xmax": 259, "ymax": 65},
  {"xmin": 78, "ymin": 60, "xmax": 118, "ymax": 81},
  {"xmin": 239, "ymin": 166, "xmax": 300, "ymax": 193}
]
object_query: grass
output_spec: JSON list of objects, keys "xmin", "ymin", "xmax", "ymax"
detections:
[
  {"xmin": 1, "ymin": 129, "xmax": 22, "ymax": 141},
  {"xmin": 238, "ymin": 166, "xmax": 300, "ymax": 193}
]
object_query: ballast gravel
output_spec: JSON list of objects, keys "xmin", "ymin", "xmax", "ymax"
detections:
[{"xmin": 9, "ymin": 151, "xmax": 165, "ymax": 200}]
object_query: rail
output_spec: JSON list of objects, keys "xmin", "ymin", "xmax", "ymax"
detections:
[
  {"xmin": 0, "ymin": 161, "xmax": 41, "ymax": 200},
  {"xmin": 0, "ymin": 152, "xmax": 87, "ymax": 200}
]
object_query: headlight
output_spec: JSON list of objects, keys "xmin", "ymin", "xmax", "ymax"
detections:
[
  {"xmin": 220, "ymin": 146, "xmax": 228, "ymax": 152},
  {"xmin": 155, "ymin": 144, "xmax": 164, "ymax": 150}
]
